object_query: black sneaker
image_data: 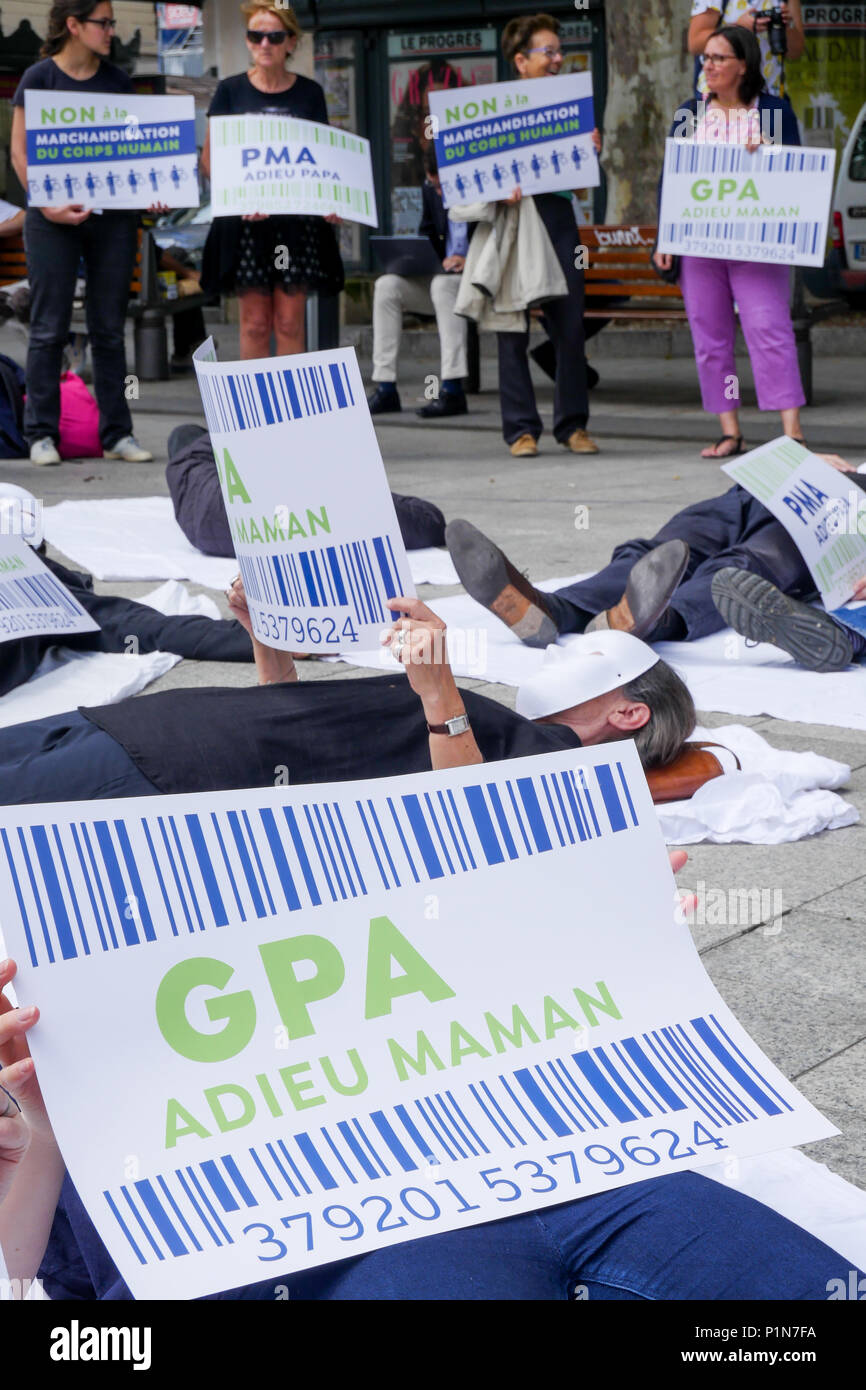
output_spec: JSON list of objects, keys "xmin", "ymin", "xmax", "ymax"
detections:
[
  {"xmin": 416, "ymin": 391, "xmax": 467, "ymax": 418},
  {"xmin": 711, "ymin": 568, "xmax": 854, "ymax": 673},
  {"xmin": 367, "ymin": 384, "xmax": 402, "ymax": 415}
]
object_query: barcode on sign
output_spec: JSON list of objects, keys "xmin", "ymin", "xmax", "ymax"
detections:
[
  {"xmin": 666, "ymin": 145, "xmax": 831, "ymax": 175},
  {"xmin": 4, "ymin": 760, "xmax": 640, "ymax": 967},
  {"xmin": 197, "ymin": 361, "xmax": 355, "ymax": 434},
  {"xmin": 237, "ymin": 534, "xmax": 402, "ymax": 623},
  {"xmin": 663, "ymin": 220, "xmax": 822, "ymax": 256},
  {"xmin": 99, "ymin": 1010, "xmax": 794, "ymax": 1266},
  {"xmin": 0, "ymin": 571, "xmax": 84, "ymax": 616}
]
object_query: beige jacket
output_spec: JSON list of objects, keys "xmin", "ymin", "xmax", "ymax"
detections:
[{"xmin": 450, "ymin": 195, "xmax": 568, "ymax": 333}]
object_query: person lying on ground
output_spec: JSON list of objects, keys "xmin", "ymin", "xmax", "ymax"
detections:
[
  {"xmin": 0, "ymin": 550, "xmax": 252, "ymax": 700},
  {"xmin": 446, "ymin": 457, "xmax": 866, "ymax": 674},
  {"xmin": 165, "ymin": 424, "xmax": 447, "ymax": 559},
  {"xmin": 0, "ymin": 581, "xmax": 696, "ymax": 806}
]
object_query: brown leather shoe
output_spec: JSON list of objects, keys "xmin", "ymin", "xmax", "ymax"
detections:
[
  {"xmin": 585, "ymin": 539, "xmax": 690, "ymax": 639},
  {"xmin": 446, "ymin": 519, "xmax": 558, "ymax": 648},
  {"xmin": 509, "ymin": 433, "xmax": 539, "ymax": 458},
  {"xmin": 565, "ymin": 428, "xmax": 599, "ymax": 454}
]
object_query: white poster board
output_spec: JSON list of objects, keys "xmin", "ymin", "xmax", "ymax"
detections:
[
  {"xmin": 209, "ymin": 114, "xmax": 377, "ymax": 225},
  {"xmin": 0, "ymin": 744, "xmax": 834, "ymax": 1299},
  {"xmin": 24, "ymin": 92, "xmax": 198, "ymax": 211},
  {"xmin": 193, "ymin": 340, "xmax": 413, "ymax": 654},
  {"xmin": 428, "ymin": 72, "xmax": 599, "ymax": 210},
  {"xmin": 657, "ymin": 140, "xmax": 836, "ymax": 266},
  {"xmin": 723, "ymin": 438, "xmax": 866, "ymax": 611},
  {"xmin": 0, "ymin": 535, "xmax": 98, "ymax": 642}
]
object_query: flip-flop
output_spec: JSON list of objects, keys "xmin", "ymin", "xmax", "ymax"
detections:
[{"xmin": 700, "ymin": 435, "xmax": 745, "ymax": 459}]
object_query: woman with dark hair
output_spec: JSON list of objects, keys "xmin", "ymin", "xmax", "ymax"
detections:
[
  {"xmin": 492, "ymin": 13, "xmax": 601, "ymax": 459},
  {"xmin": 654, "ymin": 27, "xmax": 805, "ymax": 460},
  {"xmin": 10, "ymin": 0, "xmax": 153, "ymax": 466},
  {"xmin": 199, "ymin": 1, "xmax": 344, "ymax": 360}
]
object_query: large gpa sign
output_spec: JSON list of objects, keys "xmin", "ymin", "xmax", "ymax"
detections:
[
  {"xmin": 24, "ymin": 93, "xmax": 199, "ymax": 211},
  {"xmin": 0, "ymin": 742, "xmax": 834, "ymax": 1298},
  {"xmin": 208, "ymin": 114, "xmax": 378, "ymax": 225},
  {"xmin": 427, "ymin": 71, "xmax": 599, "ymax": 209}
]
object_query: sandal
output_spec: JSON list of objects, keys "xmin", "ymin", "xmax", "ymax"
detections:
[{"xmin": 700, "ymin": 434, "xmax": 745, "ymax": 459}]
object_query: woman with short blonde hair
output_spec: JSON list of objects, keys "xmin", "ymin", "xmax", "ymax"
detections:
[{"xmin": 200, "ymin": 1, "xmax": 343, "ymax": 359}]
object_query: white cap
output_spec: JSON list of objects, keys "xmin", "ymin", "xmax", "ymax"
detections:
[
  {"xmin": 0, "ymin": 483, "xmax": 42, "ymax": 548},
  {"xmin": 515, "ymin": 631, "xmax": 659, "ymax": 721}
]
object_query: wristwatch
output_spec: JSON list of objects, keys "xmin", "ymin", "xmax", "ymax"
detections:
[{"xmin": 427, "ymin": 712, "xmax": 471, "ymax": 737}]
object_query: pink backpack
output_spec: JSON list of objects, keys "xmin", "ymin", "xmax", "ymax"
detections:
[{"xmin": 58, "ymin": 372, "xmax": 102, "ymax": 459}]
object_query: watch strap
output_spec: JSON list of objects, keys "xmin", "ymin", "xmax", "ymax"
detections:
[{"xmin": 427, "ymin": 712, "xmax": 471, "ymax": 737}]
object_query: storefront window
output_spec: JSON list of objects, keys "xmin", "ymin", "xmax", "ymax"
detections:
[
  {"xmin": 387, "ymin": 27, "xmax": 497, "ymax": 234},
  {"xmin": 315, "ymin": 32, "xmax": 363, "ymax": 264},
  {"xmin": 785, "ymin": 3, "xmax": 866, "ymax": 157}
]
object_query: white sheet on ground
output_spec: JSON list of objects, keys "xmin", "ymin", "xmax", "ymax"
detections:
[
  {"xmin": 0, "ymin": 581, "xmax": 220, "ymax": 729},
  {"xmin": 42, "ymin": 496, "xmax": 459, "ymax": 588},
  {"xmin": 657, "ymin": 723, "xmax": 859, "ymax": 845}
]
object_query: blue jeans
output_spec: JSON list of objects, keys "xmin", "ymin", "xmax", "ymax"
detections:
[
  {"xmin": 23, "ymin": 208, "xmax": 137, "ymax": 449},
  {"xmin": 45, "ymin": 1169, "xmax": 860, "ymax": 1301},
  {"xmin": 0, "ymin": 711, "xmax": 158, "ymax": 805}
]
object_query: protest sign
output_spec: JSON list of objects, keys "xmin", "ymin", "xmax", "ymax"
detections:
[
  {"xmin": 428, "ymin": 73, "xmax": 599, "ymax": 210},
  {"xmin": 24, "ymin": 93, "xmax": 198, "ymax": 211},
  {"xmin": 208, "ymin": 115, "xmax": 377, "ymax": 225},
  {"xmin": 0, "ymin": 535, "xmax": 98, "ymax": 642},
  {"xmin": 723, "ymin": 438, "xmax": 866, "ymax": 612},
  {"xmin": 193, "ymin": 340, "xmax": 413, "ymax": 654},
  {"xmin": 657, "ymin": 140, "xmax": 836, "ymax": 267},
  {"xmin": 0, "ymin": 743, "xmax": 834, "ymax": 1299}
]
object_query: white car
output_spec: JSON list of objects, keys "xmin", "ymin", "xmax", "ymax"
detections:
[{"xmin": 831, "ymin": 100, "xmax": 866, "ymax": 302}]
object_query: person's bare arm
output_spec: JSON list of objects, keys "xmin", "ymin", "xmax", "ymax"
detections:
[
  {"xmin": 200, "ymin": 124, "xmax": 211, "ymax": 179},
  {"xmin": 384, "ymin": 596, "xmax": 484, "ymax": 771},
  {"xmin": 0, "ymin": 210, "xmax": 25, "ymax": 237},
  {"xmin": 687, "ymin": 7, "xmax": 721, "ymax": 56},
  {"xmin": 226, "ymin": 575, "xmax": 298, "ymax": 686},
  {"xmin": 737, "ymin": 1, "xmax": 805, "ymax": 60}
]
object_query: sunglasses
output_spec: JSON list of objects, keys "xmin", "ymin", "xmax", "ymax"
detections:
[{"xmin": 246, "ymin": 29, "xmax": 287, "ymax": 45}]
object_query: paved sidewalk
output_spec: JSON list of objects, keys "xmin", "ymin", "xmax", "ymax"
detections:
[{"xmin": 0, "ymin": 321, "xmax": 863, "ymax": 1189}]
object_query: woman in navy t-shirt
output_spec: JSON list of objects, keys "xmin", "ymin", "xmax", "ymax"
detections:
[
  {"xmin": 200, "ymin": 1, "xmax": 344, "ymax": 359},
  {"xmin": 10, "ymin": 0, "xmax": 153, "ymax": 466}
]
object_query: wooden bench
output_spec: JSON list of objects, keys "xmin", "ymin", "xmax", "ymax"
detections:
[
  {"xmin": 581, "ymin": 223, "xmax": 814, "ymax": 404},
  {"xmin": 0, "ymin": 226, "xmax": 209, "ymax": 381}
]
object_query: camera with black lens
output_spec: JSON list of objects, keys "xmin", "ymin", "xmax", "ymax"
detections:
[{"xmin": 767, "ymin": 6, "xmax": 788, "ymax": 57}]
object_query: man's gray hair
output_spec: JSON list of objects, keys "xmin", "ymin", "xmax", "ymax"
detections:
[{"xmin": 622, "ymin": 658, "xmax": 696, "ymax": 769}]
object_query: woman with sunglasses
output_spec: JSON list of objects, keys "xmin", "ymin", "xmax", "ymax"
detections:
[
  {"xmin": 10, "ymin": 0, "xmax": 154, "ymax": 466},
  {"xmin": 200, "ymin": 2, "xmax": 343, "ymax": 360},
  {"xmin": 653, "ymin": 27, "xmax": 804, "ymax": 460}
]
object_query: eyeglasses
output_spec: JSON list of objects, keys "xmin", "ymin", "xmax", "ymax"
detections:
[
  {"xmin": 701, "ymin": 53, "xmax": 738, "ymax": 66},
  {"xmin": 84, "ymin": 17, "xmax": 118, "ymax": 30},
  {"xmin": 246, "ymin": 29, "xmax": 287, "ymax": 45},
  {"xmin": 523, "ymin": 45, "xmax": 562, "ymax": 58}
]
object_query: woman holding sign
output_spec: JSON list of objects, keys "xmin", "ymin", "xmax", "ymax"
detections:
[
  {"xmin": 199, "ymin": 2, "xmax": 344, "ymax": 360},
  {"xmin": 10, "ymin": 0, "xmax": 154, "ymax": 466},
  {"xmin": 653, "ymin": 27, "xmax": 805, "ymax": 460}
]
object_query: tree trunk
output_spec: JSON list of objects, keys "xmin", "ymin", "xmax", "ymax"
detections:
[{"xmin": 602, "ymin": 0, "xmax": 692, "ymax": 222}]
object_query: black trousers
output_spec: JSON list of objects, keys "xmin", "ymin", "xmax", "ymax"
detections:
[
  {"xmin": 23, "ymin": 208, "xmax": 137, "ymax": 449},
  {"xmin": 496, "ymin": 194, "xmax": 588, "ymax": 445},
  {"xmin": 0, "ymin": 555, "xmax": 252, "ymax": 697},
  {"xmin": 544, "ymin": 485, "xmax": 815, "ymax": 643}
]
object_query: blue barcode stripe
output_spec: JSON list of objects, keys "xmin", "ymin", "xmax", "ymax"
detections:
[
  {"xmin": 595, "ymin": 765, "xmax": 627, "ymax": 832},
  {"xmin": 707, "ymin": 1013, "xmax": 793, "ymax": 1114},
  {"xmin": 18, "ymin": 827, "xmax": 55, "ymax": 963},
  {"xmin": 220, "ymin": 1155, "xmax": 258, "ymax": 1207},
  {"xmin": 321, "ymin": 1128, "xmax": 358, "ymax": 1184},
  {"xmin": 644, "ymin": 1030, "xmax": 719, "ymax": 1125},
  {"xmin": 506, "ymin": 781, "xmax": 533, "ymax": 854},
  {"xmin": 663, "ymin": 1025, "xmax": 751, "ymax": 1122},
  {"xmin": 30, "ymin": 826, "xmax": 76, "ymax": 960},
  {"xmin": 445, "ymin": 1089, "xmax": 490, "ymax": 1154},
  {"xmin": 228, "ymin": 812, "xmax": 266, "ymax": 918},
  {"xmin": 134, "ymin": 1179, "xmax": 188, "ymax": 1256},
  {"xmin": 304, "ymin": 805, "xmax": 338, "ymax": 901},
  {"xmin": 121, "ymin": 1187, "xmax": 164, "ymax": 1261},
  {"xmin": 370, "ymin": 1111, "xmax": 418, "ymax": 1171},
  {"xmin": 277, "ymin": 1139, "xmax": 313, "ymax": 1195},
  {"xmin": 592, "ymin": 1047, "xmax": 652, "ymax": 1118},
  {"xmin": 201, "ymin": 1159, "xmax": 240, "ymax": 1212},
  {"xmin": 447, "ymin": 789, "xmax": 476, "ymax": 868},
  {"xmin": 572, "ymin": 1051, "xmax": 636, "ymax": 1122},
  {"xmin": 294, "ymin": 1132, "xmax": 338, "ymax": 1190},
  {"xmin": 373, "ymin": 536, "xmax": 396, "ymax": 599},
  {"xmin": 265, "ymin": 1141, "xmax": 300, "ymax": 1198},
  {"xmin": 464, "ymin": 785, "xmax": 504, "ymax": 865},
  {"xmin": 498, "ymin": 1075, "xmax": 547, "ymax": 1139},
  {"xmin": 485, "ymin": 784, "xmax": 519, "ymax": 860},
  {"xmin": 258, "ymin": 808, "xmax": 302, "ymax": 911},
  {"xmin": 550, "ymin": 774, "xmax": 575, "ymax": 845},
  {"xmin": 514, "ymin": 1068, "xmax": 573, "ymax": 1136},
  {"xmin": 282, "ymin": 806, "xmax": 321, "ymax": 906},
  {"xmin": 159, "ymin": 818, "xmax": 194, "ymax": 935},
  {"xmin": 538, "ymin": 1063, "xmax": 586, "ymax": 1132},
  {"xmin": 329, "ymin": 361, "xmax": 347, "ymax": 407},
  {"xmin": 552, "ymin": 1057, "xmax": 605, "ymax": 1128},
  {"xmin": 415, "ymin": 1097, "xmax": 460, "ymax": 1159},
  {"xmin": 691, "ymin": 1017, "xmax": 782, "ymax": 1116},
  {"xmin": 541, "ymin": 774, "xmax": 566, "ymax": 847},
  {"xmin": 619, "ymin": 1037, "xmax": 686, "ymax": 1112},
  {"xmin": 517, "ymin": 778, "xmax": 551, "ymax": 852},
  {"xmin": 468, "ymin": 1082, "xmax": 515, "ymax": 1147},
  {"xmin": 423, "ymin": 792, "xmax": 456, "ymax": 874},
  {"xmin": 480, "ymin": 1079, "xmax": 526, "ymax": 1144},
  {"xmin": 169, "ymin": 816, "xmax": 205, "ymax": 933},
  {"xmin": 562, "ymin": 771, "xmax": 588, "ymax": 841},
  {"xmin": 433, "ymin": 1093, "xmax": 476, "ymax": 1155},
  {"xmin": 336, "ymin": 1120, "xmax": 378, "ymax": 1178},
  {"xmin": 387, "ymin": 797, "xmax": 420, "ymax": 884},
  {"xmin": 50, "ymin": 826, "xmax": 89, "ymax": 956},
  {"xmin": 175, "ymin": 1170, "xmax": 223, "ymax": 1245},
  {"xmin": 104, "ymin": 1190, "xmax": 147, "ymax": 1264},
  {"xmin": 157, "ymin": 1175, "xmax": 203, "ymax": 1250},
  {"xmin": 185, "ymin": 1167, "xmax": 233, "ymax": 1242},
  {"xmin": 242, "ymin": 809, "xmax": 276, "ymax": 915},
  {"xmin": 437, "ymin": 790, "xmax": 468, "ymax": 870},
  {"xmin": 72, "ymin": 823, "xmax": 108, "ymax": 951},
  {"xmin": 249, "ymin": 1148, "xmax": 282, "ymax": 1200},
  {"xmin": 334, "ymin": 803, "xmax": 366, "ymax": 894},
  {"xmin": 401, "ymin": 794, "xmax": 443, "ymax": 878},
  {"xmin": 210, "ymin": 814, "xmax": 246, "ymax": 921},
  {"xmin": 314, "ymin": 804, "xmax": 348, "ymax": 899}
]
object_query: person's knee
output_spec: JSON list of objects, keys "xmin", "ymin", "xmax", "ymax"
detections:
[
  {"xmin": 239, "ymin": 293, "xmax": 272, "ymax": 337},
  {"xmin": 273, "ymin": 295, "xmax": 304, "ymax": 339},
  {"xmin": 374, "ymin": 274, "xmax": 406, "ymax": 308}
]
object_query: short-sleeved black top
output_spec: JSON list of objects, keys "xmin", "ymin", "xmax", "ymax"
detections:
[
  {"xmin": 207, "ymin": 70, "xmax": 327, "ymax": 123},
  {"xmin": 13, "ymin": 56, "xmax": 133, "ymax": 106},
  {"xmin": 82, "ymin": 674, "xmax": 582, "ymax": 795}
]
